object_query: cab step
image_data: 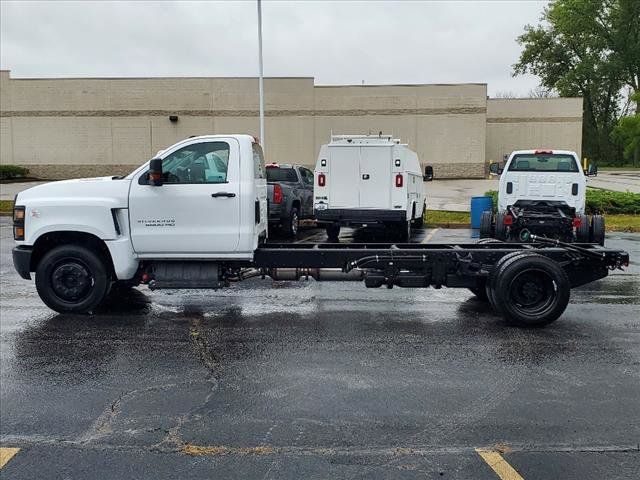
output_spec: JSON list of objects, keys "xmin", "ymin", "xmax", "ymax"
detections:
[{"xmin": 147, "ymin": 262, "xmax": 222, "ymax": 290}]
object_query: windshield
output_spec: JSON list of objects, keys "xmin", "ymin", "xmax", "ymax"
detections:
[
  {"xmin": 266, "ymin": 167, "xmax": 298, "ymax": 182},
  {"xmin": 508, "ymin": 154, "xmax": 579, "ymax": 173}
]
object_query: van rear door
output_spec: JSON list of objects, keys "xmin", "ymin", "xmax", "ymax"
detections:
[
  {"xmin": 359, "ymin": 146, "xmax": 391, "ymax": 209},
  {"xmin": 329, "ymin": 147, "xmax": 360, "ymax": 208}
]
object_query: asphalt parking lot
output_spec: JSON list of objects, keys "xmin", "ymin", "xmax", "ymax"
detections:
[{"xmin": 1, "ymin": 217, "xmax": 639, "ymax": 479}]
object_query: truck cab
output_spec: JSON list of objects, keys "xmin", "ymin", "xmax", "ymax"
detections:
[
  {"xmin": 12, "ymin": 134, "xmax": 267, "ymax": 312},
  {"xmin": 484, "ymin": 149, "xmax": 603, "ymax": 244}
]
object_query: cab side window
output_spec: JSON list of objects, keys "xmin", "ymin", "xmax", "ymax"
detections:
[
  {"xmin": 161, "ymin": 142, "xmax": 230, "ymax": 184},
  {"xmin": 300, "ymin": 167, "xmax": 314, "ymax": 185},
  {"xmin": 252, "ymin": 143, "xmax": 266, "ymax": 179}
]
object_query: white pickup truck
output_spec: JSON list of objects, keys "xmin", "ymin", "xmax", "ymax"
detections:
[
  {"xmin": 11, "ymin": 135, "xmax": 629, "ymax": 328},
  {"xmin": 484, "ymin": 149, "xmax": 604, "ymax": 244}
]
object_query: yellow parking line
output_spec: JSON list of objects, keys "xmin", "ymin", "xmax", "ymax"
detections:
[
  {"xmin": 0, "ymin": 447, "xmax": 20, "ymax": 469},
  {"xmin": 475, "ymin": 448, "xmax": 524, "ymax": 480}
]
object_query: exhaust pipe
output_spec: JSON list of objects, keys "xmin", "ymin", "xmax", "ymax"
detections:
[{"xmin": 268, "ymin": 268, "xmax": 364, "ymax": 282}]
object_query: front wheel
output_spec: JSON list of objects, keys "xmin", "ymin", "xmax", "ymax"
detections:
[{"xmin": 35, "ymin": 244, "xmax": 110, "ymax": 314}]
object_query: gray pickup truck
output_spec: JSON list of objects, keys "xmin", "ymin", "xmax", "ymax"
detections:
[{"xmin": 266, "ymin": 163, "xmax": 315, "ymax": 237}]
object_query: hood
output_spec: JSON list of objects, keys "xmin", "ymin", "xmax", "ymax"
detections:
[{"xmin": 17, "ymin": 176, "xmax": 131, "ymax": 208}]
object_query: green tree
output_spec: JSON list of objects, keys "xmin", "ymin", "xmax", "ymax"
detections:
[
  {"xmin": 513, "ymin": 0, "xmax": 640, "ymax": 166},
  {"xmin": 611, "ymin": 92, "xmax": 640, "ymax": 166}
]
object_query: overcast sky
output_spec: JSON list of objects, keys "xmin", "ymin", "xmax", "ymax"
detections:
[{"xmin": 0, "ymin": 0, "xmax": 547, "ymax": 96}]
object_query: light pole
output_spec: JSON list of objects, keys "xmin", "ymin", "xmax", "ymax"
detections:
[{"xmin": 257, "ymin": 0, "xmax": 265, "ymax": 151}]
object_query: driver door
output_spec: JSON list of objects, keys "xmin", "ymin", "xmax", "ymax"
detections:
[{"xmin": 129, "ymin": 138, "xmax": 240, "ymax": 255}]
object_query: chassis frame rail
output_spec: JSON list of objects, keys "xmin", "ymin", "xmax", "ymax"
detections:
[{"xmin": 254, "ymin": 241, "xmax": 629, "ymax": 327}]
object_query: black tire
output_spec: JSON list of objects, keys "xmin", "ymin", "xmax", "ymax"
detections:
[
  {"xmin": 576, "ymin": 214, "xmax": 590, "ymax": 242},
  {"xmin": 479, "ymin": 211, "xmax": 493, "ymax": 238},
  {"xmin": 485, "ymin": 251, "xmax": 533, "ymax": 313},
  {"xmin": 326, "ymin": 223, "xmax": 340, "ymax": 241},
  {"xmin": 35, "ymin": 244, "xmax": 110, "ymax": 314},
  {"xmin": 495, "ymin": 213, "xmax": 507, "ymax": 240},
  {"xmin": 468, "ymin": 238, "xmax": 503, "ymax": 301},
  {"xmin": 397, "ymin": 220, "xmax": 411, "ymax": 242},
  {"xmin": 469, "ymin": 284, "xmax": 489, "ymax": 301},
  {"xmin": 493, "ymin": 253, "xmax": 570, "ymax": 327},
  {"xmin": 590, "ymin": 214, "xmax": 605, "ymax": 246},
  {"xmin": 414, "ymin": 203, "xmax": 425, "ymax": 228},
  {"xmin": 284, "ymin": 207, "xmax": 299, "ymax": 238}
]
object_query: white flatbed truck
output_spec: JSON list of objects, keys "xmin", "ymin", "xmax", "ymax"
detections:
[{"xmin": 12, "ymin": 135, "xmax": 629, "ymax": 327}]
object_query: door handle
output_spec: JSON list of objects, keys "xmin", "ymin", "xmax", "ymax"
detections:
[{"xmin": 211, "ymin": 192, "xmax": 236, "ymax": 198}]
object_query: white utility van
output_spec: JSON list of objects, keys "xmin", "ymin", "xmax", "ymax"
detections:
[{"xmin": 314, "ymin": 135, "xmax": 432, "ymax": 240}]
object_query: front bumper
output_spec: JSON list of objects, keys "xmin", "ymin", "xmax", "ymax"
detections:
[
  {"xmin": 316, "ymin": 208, "xmax": 406, "ymax": 225},
  {"xmin": 13, "ymin": 246, "xmax": 33, "ymax": 280}
]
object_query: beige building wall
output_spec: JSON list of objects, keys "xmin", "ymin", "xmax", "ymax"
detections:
[
  {"xmin": 0, "ymin": 70, "xmax": 582, "ymax": 180},
  {"xmin": 486, "ymin": 98, "xmax": 583, "ymax": 164}
]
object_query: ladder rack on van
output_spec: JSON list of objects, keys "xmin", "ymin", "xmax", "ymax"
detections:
[{"xmin": 330, "ymin": 134, "xmax": 401, "ymax": 144}]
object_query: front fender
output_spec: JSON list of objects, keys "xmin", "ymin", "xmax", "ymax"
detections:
[{"xmin": 21, "ymin": 205, "xmax": 119, "ymax": 246}]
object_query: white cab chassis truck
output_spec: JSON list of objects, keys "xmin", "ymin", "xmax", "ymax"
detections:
[
  {"xmin": 12, "ymin": 136, "xmax": 628, "ymax": 328},
  {"xmin": 313, "ymin": 135, "xmax": 432, "ymax": 241},
  {"xmin": 483, "ymin": 150, "xmax": 604, "ymax": 245}
]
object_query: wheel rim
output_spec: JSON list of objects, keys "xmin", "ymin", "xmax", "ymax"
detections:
[
  {"xmin": 50, "ymin": 258, "xmax": 94, "ymax": 303},
  {"xmin": 508, "ymin": 268, "xmax": 556, "ymax": 316}
]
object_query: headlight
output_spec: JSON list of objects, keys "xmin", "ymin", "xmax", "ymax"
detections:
[{"xmin": 13, "ymin": 205, "xmax": 25, "ymax": 241}]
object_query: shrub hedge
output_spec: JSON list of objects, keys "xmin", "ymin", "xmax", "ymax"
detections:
[
  {"xmin": 0, "ymin": 165, "xmax": 30, "ymax": 180},
  {"xmin": 484, "ymin": 189, "xmax": 640, "ymax": 215}
]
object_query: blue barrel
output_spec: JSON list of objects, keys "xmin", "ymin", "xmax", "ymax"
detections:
[{"xmin": 470, "ymin": 196, "xmax": 493, "ymax": 229}]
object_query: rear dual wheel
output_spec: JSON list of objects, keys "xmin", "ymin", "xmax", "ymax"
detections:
[
  {"xmin": 486, "ymin": 252, "xmax": 569, "ymax": 327},
  {"xmin": 468, "ymin": 238, "xmax": 503, "ymax": 300},
  {"xmin": 479, "ymin": 211, "xmax": 493, "ymax": 238},
  {"xmin": 283, "ymin": 207, "xmax": 299, "ymax": 238},
  {"xmin": 590, "ymin": 215, "xmax": 605, "ymax": 246},
  {"xmin": 494, "ymin": 213, "xmax": 507, "ymax": 240},
  {"xmin": 576, "ymin": 214, "xmax": 590, "ymax": 242}
]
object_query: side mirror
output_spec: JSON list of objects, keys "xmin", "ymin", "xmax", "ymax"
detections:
[
  {"xmin": 489, "ymin": 163, "xmax": 503, "ymax": 176},
  {"xmin": 149, "ymin": 158, "xmax": 163, "ymax": 186},
  {"xmin": 585, "ymin": 164, "xmax": 598, "ymax": 176},
  {"xmin": 423, "ymin": 165, "xmax": 434, "ymax": 182}
]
